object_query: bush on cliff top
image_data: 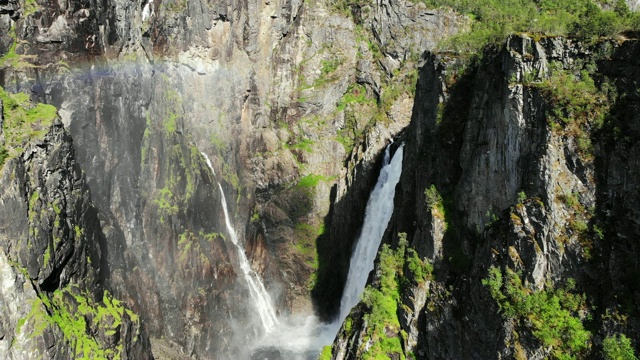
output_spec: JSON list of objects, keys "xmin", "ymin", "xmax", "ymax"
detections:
[{"xmin": 421, "ymin": 0, "xmax": 639, "ymax": 53}]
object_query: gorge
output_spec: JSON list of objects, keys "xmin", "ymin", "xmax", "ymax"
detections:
[{"xmin": 1, "ymin": 0, "xmax": 640, "ymax": 359}]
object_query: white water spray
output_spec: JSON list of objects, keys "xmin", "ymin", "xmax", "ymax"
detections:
[
  {"xmin": 218, "ymin": 184, "xmax": 279, "ymax": 333},
  {"xmin": 201, "ymin": 152, "xmax": 278, "ymax": 333},
  {"xmin": 257, "ymin": 144, "xmax": 405, "ymax": 358},
  {"xmin": 200, "ymin": 152, "xmax": 215, "ymax": 175},
  {"xmin": 337, "ymin": 143, "xmax": 404, "ymax": 323}
]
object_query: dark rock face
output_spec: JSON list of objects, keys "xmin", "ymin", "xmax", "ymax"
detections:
[
  {"xmin": 331, "ymin": 36, "xmax": 640, "ymax": 359},
  {"xmin": 0, "ymin": 120, "xmax": 152, "ymax": 358}
]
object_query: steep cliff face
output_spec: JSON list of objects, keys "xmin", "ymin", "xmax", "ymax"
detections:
[
  {"xmin": 1, "ymin": 0, "xmax": 466, "ymax": 356},
  {"xmin": 0, "ymin": 94, "xmax": 151, "ymax": 358},
  {"xmin": 331, "ymin": 35, "xmax": 640, "ymax": 359}
]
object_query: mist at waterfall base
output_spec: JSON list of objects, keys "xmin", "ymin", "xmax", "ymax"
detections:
[{"xmin": 245, "ymin": 144, "xmax": 404, "ymax": 359}]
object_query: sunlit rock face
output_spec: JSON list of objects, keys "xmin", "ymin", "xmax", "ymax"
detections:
[
  {"xmin": 0, "ymin": 0, "xmax": 466, "ymax": 355},
  {"xmin": 3, "ymin": 0, "xmax": 640, "ymax": 356}
]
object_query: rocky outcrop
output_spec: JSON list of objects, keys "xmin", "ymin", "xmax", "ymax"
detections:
[
  {"xmin": 331, "ymin": 35, "xmax": 640, "ymax": 359},
  {"xmin": 0, "ymin": 109, "xmax": 151, "ymax": 358}
]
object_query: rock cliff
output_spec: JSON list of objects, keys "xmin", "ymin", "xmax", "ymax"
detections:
[
  {"xmin": 3, "ymin": 0, "xmax": 640, "ymax": 357},
  {"xmin": 1, "ymin": 0, "xmax": 464, "ymax": 355},
  {"xmin": 0, "ymin": 93, "xmax": 151, "ymax": 358},
  {"xmin": 330, "ymin": 35, "xmax": 640, "ymax": 359}
]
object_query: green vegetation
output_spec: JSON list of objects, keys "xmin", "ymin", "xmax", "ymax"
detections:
[
  {"xmin": 534, "ymin": 67, "xmax": 609, "ymax": 160},
  {"xmin": 297, "ymin": 174, "xmax": 328, "ymax": 189},
  {"xmin": 0, "ymin": 29, "xmax": 36, "ymax": 70},
  {"xmin": 358, "ymin": 235, "xmax": 432, "ymax": 359},
  {"xmin": 308, "ymin": 56, "xmax": 345, "ymax": 88},
  {"xmin": 483, "ymin": 267, "xmax": 591, "ymax": 359},
  {"xmin": 288, "ymin": 138, "xmax": 315, "ymax": 153},
  {"xmin": 155, "ymin": 187, "xmax": 179, "ymax": 220},
  {"xmin": 405, "ymin": 247, "xmax": 433, "ymax": 283},
  {"xmin": 336, "ymin": 84, "xmax": 372, "ymax": 111},
  {"xmin": 0, "ymin": 146, "xmax": 8, "ymax": 167},
  {"xmin": 24, "ymin": 0, "xmax": 39, "ymax": 16},
  {"xmin": 163, "ymin": 90, "xmax": 182, "ymax": 134},
  {"xmin": 603, "ymin": 334, "xmax": 637, "ymax": 360},
  {"xmin": 0, "ymin": 86, "xmax": 58, "ymax": 169},
  {"xmin": 360, "ymin": 243, "xmax": 405, "ymax": 359},
  {"xmin": 424, "ymin": 184, "xmax": 449, "ymax": 229},
  {"xmin": 161, "ymin": 0, "xmax": 187, "ymax": 12},
  {"xmin": 335, "ymin": 84, "xmax": 376, "ymax": 154},
  {"xmin": 319, "ymin": 345, "xmax": 333, "ymax": 360},
  {"xmin": 295, "ymin": 222, "xmax": 324, "ymax": 273},
  {"xmin": 424, "ymin": 185, "xmax": 443, "ymax": 209},
  {"xmin": 421, "ymin": 0, "xmax": 640, "ymax": 54},
  {"xmin": 17, "ymin": 286, "xmax": 138, "ymax": 359},
  {"xmin": 517, "ymin": 191, "xmax": 527, "ymax": 203}
]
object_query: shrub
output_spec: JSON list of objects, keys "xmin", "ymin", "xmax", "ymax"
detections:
[
  {"xmin": 319, "ymin": 345, "xmax": 333, "ymax": 360},
  {"xmin": 424, "ymin": 185, "xmax": 443, "ymax": 209},
  {"xmin": 483, "ymin": 267, "xmax": 591, "ymax": 358},
  {"xmin": 421, "ymin": 0, "xmax": 639, "ymax": 54},
  {"xmin": 603, "ymin": 334, "xmax": 637, "ymax": 360}
]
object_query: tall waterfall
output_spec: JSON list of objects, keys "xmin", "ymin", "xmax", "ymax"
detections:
[
  {"xmin": 218, "ymin": 185, "xmax": 279, "ymax": 333},
  {"xmin": 201, "ymin": 144, "xmax": 403, "ymax": 357},
  {"xmin": 201, "ymin": 152, "xmax": 278, "ymax": 333},
  {"xmin": 337, "ymin": 143, "xmax": 404, "ymax": 323},
  {"xmin": 255, "ymin": 144, "xmax": 404, "ymax": 359}
]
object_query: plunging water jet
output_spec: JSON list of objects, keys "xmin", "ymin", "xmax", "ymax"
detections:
[{"xmin": 249, "ymin": 143, "xmax": 404, "ymax": 359}]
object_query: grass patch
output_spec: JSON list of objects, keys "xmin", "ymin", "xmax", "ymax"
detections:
[
  {"xmin": 17, "ymin": 286, "xmax": 139, "ymax": 359},
  {"xmin": 296, "ymin": 174, "xmax": 327, "ymax": 189},
  {"xmin": 0, "ymin": 86, "xmax": 58, "ymax": 168},
  {"xmin": 422, "ymin": 0, "xmax": 640, "ymax": 55},
  {"xmin": 603, "ymin": 334, "xmax": 637, "ymax": 360}
]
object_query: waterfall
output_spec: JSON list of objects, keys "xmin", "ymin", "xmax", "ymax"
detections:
[
  {"xmin": 337, "ymin": 143, "xmax": 404, "ymax": 322},
  {"xmin": 201, "ymin": 143, "xmax": 404, "ymax": 357},
  {"xmin": 200, "ymin": 152, "xmax": 215, "ymax": 175},
  {"xmin": 218, "ymin": 185, "xmax": 279, "ymax": 333},
  {"xmin": 201, "ymin": 152, "xmax": 278, "ymax": 333}
]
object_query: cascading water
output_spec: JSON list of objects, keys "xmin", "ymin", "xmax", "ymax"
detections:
[
  {"xmin": 201, "ymin": 144, "xmax": 403, "ymax": 358},
  {"xmin": 201, "ymin": 152, "xmax": 278, "ymax": 333},
  {"xmin": 201, "ymin": 152, "xmax": 215, "ymax": 175},
  {"xmin": 218, "ymin": 185, "xmax": 279, "ymax": 333},
  {"xmin": 336, "ymin": 143, "xmax": 404, "ymax": 323},
  {"xmin": 254, "ymin": 143, "xmax": 405, "ymax": 359}
]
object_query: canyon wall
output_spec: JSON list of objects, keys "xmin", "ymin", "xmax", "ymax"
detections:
[{"xmin": 331, "ymin": 35, "xmax": 640, "ymax": 359}]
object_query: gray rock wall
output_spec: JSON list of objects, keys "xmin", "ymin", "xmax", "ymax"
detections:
[
  {"xmin": 331, "ymin": 35, "xmax": 640, "ymax": 359},
  {"xmin": 0, "ymin": 120, "xmax": 151, "ymax": 359}
]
